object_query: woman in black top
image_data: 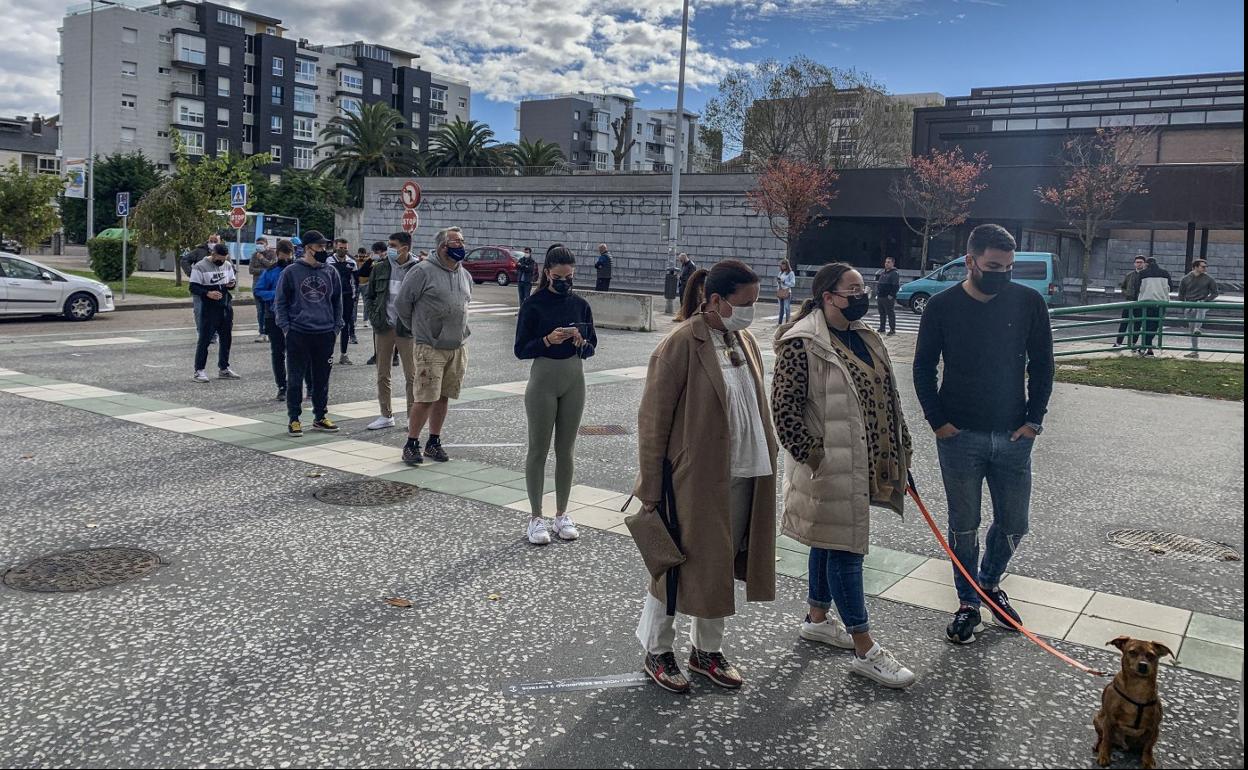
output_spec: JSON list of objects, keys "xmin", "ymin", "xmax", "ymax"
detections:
[{"xmin": 514, "ymin": 245, "xmax": 598, "ymax": 545}]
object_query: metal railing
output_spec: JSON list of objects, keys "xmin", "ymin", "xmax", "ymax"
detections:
[{"xmin": 1049, "ymin": 300, "xmax": 1244, "ymax": 357}]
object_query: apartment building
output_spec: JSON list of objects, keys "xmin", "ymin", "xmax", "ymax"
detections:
[
  {"xmin": 59, "ymin": 0, "xmax": 470, "ymax": 175},
  {"xmin": 0, "ymin": 115, "xmax": 60, "ymax": 175},
  {"xmin": 517, "ymin": 93, "xmax": 713, "ymax": 173}
]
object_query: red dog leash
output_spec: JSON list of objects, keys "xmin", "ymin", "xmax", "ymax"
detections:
[{"xmin": 906, "ymin": 473, "xmax": 1108, "ymax": 678}]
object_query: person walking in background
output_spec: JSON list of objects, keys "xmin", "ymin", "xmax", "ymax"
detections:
[
  {"xmin": 273, "ymin": 230, "xmax": 342, "ymax": 437},
  {"xmin": 516, "ymin": 246, "xmax": 537, "ymax": 305},
  {"xmin": 189, "ymin": 243, "xmax": 241, "ymax": 383},
  {"xmin": 254, "ymin": 240, "xmax": 310, "ymax": 401},
  {"xmin": 874, "ymin": 256, "xmax": 900, "ymax": 336},
  {"xmin": 1178, "ymin": 258, "xmax": 1219, "ymax": 358},
  {"xmin": 328, "ymin": 238, "xmax": 359, "ymax": 365},
  {"xmin": 396, "ymin": 226, "xmax": 473, "ymax": 465},
  {"xmin": 1114, "ymin": 255, "xmax": 1147, "ymax": 349},
  {"xmin": 1137, "ymin": 257, "xmax": 1173, "ymax": 357},
  {"xmin": 913, "ymin": 224, "xmax": 1054, "ymax": 645},
  {"xmin": 634, "ymin": 260, "xmax": 777, "ymax": 694},
  {"xmin": 514, "ymin": 245, "xmax": 597, "ymax": 545},
  {"xmin": 249, "ymin": 237, "xmax": 278, "ymax": 343},
  {"xmin": 595, "ymin": 243, "xmax": 613, "ymax": 292},
  {"xmin": 776, "ymin": 259, "xmax": 796, "ymax": 324},
  {"xmin": 772, "ymin": 262, "xmax": 916, "ymax": 688},
  {"xmin": 677, "ymin": 252, "xmax": 697, "ymax": 303},
  {"xmin": 363, "ymin": 232, "xmax": 419, "ymax": 431}
]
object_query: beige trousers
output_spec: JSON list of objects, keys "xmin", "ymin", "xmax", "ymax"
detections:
[{"xmin": 374, "ymin": 329, "xmax": 415, "ymax": 418}]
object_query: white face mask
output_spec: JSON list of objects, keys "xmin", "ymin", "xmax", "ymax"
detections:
[{"xmin": 720, "ymin": 303, "xmax": 754, "ymax": 333}]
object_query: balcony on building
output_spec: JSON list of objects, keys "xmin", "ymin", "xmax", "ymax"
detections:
[
  {"xmin": 171, "ymin": 79, "xmax": 205, "ymax": 97},
  {"xmin": 172, "ymin": 32, "xmax": 207, "ymax": 68}
]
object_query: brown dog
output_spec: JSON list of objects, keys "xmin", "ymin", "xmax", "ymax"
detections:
[{"xmin": 1094, "ymin": 636, "xmax": 1175, "ymax": 769}]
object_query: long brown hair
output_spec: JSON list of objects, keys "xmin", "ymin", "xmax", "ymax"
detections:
[
  {"xmin": 538, "ymin": 244, "xmax": 576, "ymax": 291},
  {"xmin": 793, "ymin": 262, "xmax": 855, "ymax": 323},
  {"xmin": 677, "ymin": 259, "xmax": 759, "ymax": 321}
]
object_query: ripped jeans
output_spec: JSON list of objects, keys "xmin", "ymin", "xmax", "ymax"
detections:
[{"xmin": 935, "ymin": 429, "xmax": 1034, "ymax": 607}]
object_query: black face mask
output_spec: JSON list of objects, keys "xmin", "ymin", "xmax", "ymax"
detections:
[
  {"xmin": 551, "ymin": 276, "xmax": 573, "ymax": 295},
  {"xmin": 972, "ymin": 264, "xmax": 1012, "ymax": 295},
  {"xmin": 840, "ymin": 294, "xmax": 871, "ymax": 322},
  {"xmin": 211, "ymin": 258, "xmax": 226, "ymax": 266},
  {"xmin": 310, "ymin": 249, "xmax": 328, "ymax": 264}
]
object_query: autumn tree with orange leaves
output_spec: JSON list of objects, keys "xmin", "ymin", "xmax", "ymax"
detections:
[
  {"xmin": 746, "ymin": 157, "xmax": 838, "ymax": 262},
  {"xmin": 1037, "ymin": 127, "xmax": 1151, "ymax": 304},
  {"xmin": 890, "ymin": 147, "xmax": 990, "ymax": 266}
]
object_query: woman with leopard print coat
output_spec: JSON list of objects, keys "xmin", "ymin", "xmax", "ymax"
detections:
[{"xmin": 771, "ymin": 262, "xmax": 917, "ymax": 689}]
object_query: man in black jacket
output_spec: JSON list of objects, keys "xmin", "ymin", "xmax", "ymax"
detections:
[
  {"xmin": 676, "ymin": 252, "xmax": 697, "ymax": 302},
  {"xmin": 875, "ymin": 256, "xmax": 900, "ymax": 335},
  {"xmin": 595, "ymin": 243, "xmax": 613, "ymax": 291},
  {"xmin": 1114, "ymin": 255, "xmax": 1146, "ymax": 348}
]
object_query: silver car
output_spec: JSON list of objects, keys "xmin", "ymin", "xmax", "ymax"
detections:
[{"xmin": 0, "ymin": 253, "xmax": 115, "ymax": 321}]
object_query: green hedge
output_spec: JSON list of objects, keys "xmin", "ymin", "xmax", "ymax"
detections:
[{"xmin": 87, "ymin": 237, "xmax": 139, "ymax": 282}]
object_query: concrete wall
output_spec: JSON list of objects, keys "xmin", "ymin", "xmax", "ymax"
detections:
[{"xmin": 360, "ymin": 174, "xmax": 786, "ymax": 292}]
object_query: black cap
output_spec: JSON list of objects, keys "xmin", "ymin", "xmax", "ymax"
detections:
[{"xmin": 301, "ymin": 230, "xmax": 327, "ymax": 246}]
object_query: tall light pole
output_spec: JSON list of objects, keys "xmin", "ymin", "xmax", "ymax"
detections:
[
  {"xmin": 666, "ymin": 0, "xmax": 691, "ymax": 264},
  {"xmin": 86, "ymin": 0, "xmax": 96, "ymax": 240}
]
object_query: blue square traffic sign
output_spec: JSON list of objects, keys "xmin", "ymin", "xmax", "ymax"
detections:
[
  {"xmin": 230, "ymin": 183, "xmax": 248, "ymax": 208},
  {"xmin": 115, "ymin": 192, "xmax": 130, "ymax": 218}
]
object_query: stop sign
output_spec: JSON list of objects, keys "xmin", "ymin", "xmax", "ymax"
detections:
[
  {"xmin": 401, "ymin": 208, "xmax": 419, "ymax": 234},
  {"xmin": 229, "ymin": 207, "xmax": 247, "ymax": 229}
]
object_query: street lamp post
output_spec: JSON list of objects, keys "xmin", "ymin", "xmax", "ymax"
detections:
[
  {"xmin": 666, "ymin": 0, "xmax": 691, "ymax": 265},
  {"xmin": 86, "ymin": 0, "xmax": 96, "ymax": 240}
]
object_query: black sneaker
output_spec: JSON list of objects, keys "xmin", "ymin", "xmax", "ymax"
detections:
[
  {"xmin": 402, "ymin": 442, "xmax": 424, "ymax": 466},
  {"xmin": 350, "ymin": 334, "xmax": 359, "ymax": 345},
  {"xmin": 424, "ymin": 439, "xmax": 449, "ymax": 462},
  {"xmin": 643, "ymin": 652, "xmax": 690, "ymax": 694},
  {"xmin": 276, "ymin": 387, "xmax": 286, "ymax": 401},
  {"xmin": 366, "ymin": 354, "xmax": 377, "ymax": 365},
  {"xmin": 946, "ymin": 605, "xmax": 985, "ymax": 645},
  {"xmin": 982, "ymin": 587, "xmax": 1023, "ymax": 631}
]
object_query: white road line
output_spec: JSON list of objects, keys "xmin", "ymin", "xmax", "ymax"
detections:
[{"xmin": 56, "ymin": 337, "xmax": 148, "ymax": 347}]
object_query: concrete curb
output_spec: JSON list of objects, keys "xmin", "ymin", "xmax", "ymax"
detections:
[{"xmin": 114, "ymin": 297, "xmax": 256, "ymax": 313}]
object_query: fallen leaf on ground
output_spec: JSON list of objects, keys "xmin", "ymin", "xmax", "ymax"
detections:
[
  {"xmin": 305, "ymin": 471, "xmax": 324, "ymax": 478},
  {"xmin": 487, "ymin": 593, "xmax": 502, "ymax": 601},
  {"xmin": 1149, "ymin": 546, "xmax": 1167, "ymax": 555},
  {"xmin": 85, "ymin": 522, "xmax": 98, "ymax": 529},
  {"xmin": 384, "ymin": 597, "xmax": 413, "ymax": 608}
]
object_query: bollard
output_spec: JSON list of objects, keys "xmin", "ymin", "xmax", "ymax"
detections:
[{"xmin": 664, "ymin": 268, "xmax": 678, "ymax": 315}]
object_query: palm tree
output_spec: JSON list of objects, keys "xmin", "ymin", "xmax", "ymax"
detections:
[
  {"xmin": 429, "ymin": 119, "xmax": 508, "ymax": 176},
  {"xmin": 315, "ymin": 102, "xmax": 419, "ymax": 206},
  {"xmin": 508, "ymin": 139, "xmax": 567, "ymax": 175}
]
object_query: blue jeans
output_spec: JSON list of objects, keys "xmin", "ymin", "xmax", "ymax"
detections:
[
  {"xmin": 935, "ymin": 430, "xmax": 1034, "ymax": 607},
  {"xmin": 255, "ymin": 296, "xmax": 269, "ymax": 335},
  {"xmin": 778, "ymin": 296, "xmax": 792, "ymax": 323},
  {"xmin": 517, "ymin": 280, "xmax": 532, "ymax": 305},
  {"xmin": 807, "ymin": 548, "xmax": 869, "ymax": 633}
]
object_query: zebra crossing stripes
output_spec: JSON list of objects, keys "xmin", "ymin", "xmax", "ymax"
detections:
[
  {"xmin": 757, "ymin": 309, "xmax": 924, "ymax": 336},
  {"xmin": 468, "ymin": 302, "xmax": 517, "ymax": 318}
]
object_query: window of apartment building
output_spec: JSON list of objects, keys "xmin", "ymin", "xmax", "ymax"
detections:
[
  {"xmin": 429, "ymin": 87, "xmax": 446, "ymax": 111},
  {"xmin": 157, "ymin": 162, "xmax": 170, "ymax": 171},
  {"xmin": 158, "ymin": 33, "xmax": 172, "ymax": 44},
  {"xmin": 339, "ymin": 70, "xmax": 363, "ymax": 91},
  {"xmin": 571, "ymin": 151, "xmax": 578, "ymax": 161},
  {"xmin": 243, "ymin": 125, "xmax": 253, "ymax": 143},
  {"xmin": 270, "ymin": 145, "xmax": 282, "ymax": 163},
  {"xmin": 270, "ymin": 115, "xmax": 283, "ymax": 134},
  {"xmin": 411, "ymin": 86, "xmax": 422, "ymax": 103},
  {"xmin": 339, "ymin": 96, "xmax": 363, "ymax": 117},
  {"xmin": 272, "ymin": 57, "xmax": 284, "ymax": 77},
  {"xmin": 244, "ymin": 65, "xmax": 254, "ymax": 84},
  {"xmin": 121, "ymin": 61, "xmax": 137, "ymax": 77},
  {"xmin": 244, "ymin": 36, "xmax": 254, "ymax": 54},
  {"xmin": 217, "ymin": 137, "xmax": 229, "ymax": 154},
  {"xmin": 119, "ymin": 127, "xmax": 136, "ymax": 143},
  {"xmin": 372, "ymin": 77, "xmax": 382, "ymax": 95},
  {"xmin": 37, "ymin": 157, "xmax": 60, "ymax": 174},
  {"xmin": 218, "ymin": 46, "xmax": 231, "ymax": 66},
  {"xmin": 121, "ymin": 94, "xmax": 137, "ymax": 111},
  {"xmin": 217, "ymin": 10, "xmax": 243, "ymax": 27},
  {"xmin": 175, "ymin": 34, "xmax": 206, "ymax": 64},
  {"xmin": 293, "ymin": 116, "xmax": 313, "ymax": 140},
  {"xmin": 217, "ymin": 76, "xmax": 231, "ymax": 97},
  {"xmin": 573, "ymin": 110, "xmax": 580, "ymax": 120},
  {"xmin": 293, "ymin": 87, "xmax": 315, "ymax": 113},
  {"xmin": 158, "ymin": 66, "xmax": 171, "ymax": 76},
  {"xmin": 410, "ymin": 112, "xmax": 421, "ymax": 129},
  {"xmin": 243, "ymin": 95, "xmax": 254, "ymax": 113},
  {"xmin": 295, "ymin": 58, "xmax": 316, "ymax": 84},
  {"xmin": 266, "ymin": 25, "xmax": 277, "ymax": 35},
  {"xmin": 458, "ymin": 97, "xmax": 467, "ymax": 110},
  {"xmin": 635, "ymin": 122, "xmax": 641, "ymax": 135},
  {"xmin": 217, "ymin": 107, "xmax": 230, "ymax": 128},
  {"xmin": 292, "ymin": 145, "xmax": 313, "ymax": 169},
  {"xmin": 572, "ymin": 131, "xmax": 579, "ymax": 141},
  {"xmin": 176, "ymin": 99, "xmax": 205, "ymax": 126},
  {"xmin": 122, "ymin": 27, "xmax": 138, "ymax": 44},
  {"xmin": 156, "ymin": 130, "xmax": 169, "ymax": 138},
  {"xmin": 430, "ymin": 114, "xmax": 447, "ymax": 127},
  {"xmin": 271, "ymin": 85, "xmax": 284, "ymax": 105}
]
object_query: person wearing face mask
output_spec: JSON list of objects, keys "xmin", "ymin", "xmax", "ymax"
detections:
[
  {"xmin": 189, "ymin": 242, "xmax": 241, "ymax": 383},
  {"xmin": 184, "ymin": 233, "xmax": 223, "ymax": 343},
  {"xmin": 513, "ymin": 245, "xmax": 598, "ymax": 545},
  {"xmin": 254, "ymin": 239, "xmax": 311, "ymax": 401},
  {"xmin": 772, "ymin": 262, "xmax": 916, "ymax": 688},
  {"xmin": 328, "ymin": 238, "xmax": 359, "ymax": 365},
  {"xmin": 913, "ymin": 223, "xmax": 1054, "ymax": 646},
  {"xmin": 633, "ymin": 259, "xmax": 778, "ymax": 695},
  {"xmin": 362, "ymin": 232, "xmax": 419, "ymax": 430},
  {"xmin": 395, "ymin": 226, "xmax": 474, "ymax": 465},
  {"xmin": 273, "ymin": 230, "xmax": 344, "ymax": 437}
]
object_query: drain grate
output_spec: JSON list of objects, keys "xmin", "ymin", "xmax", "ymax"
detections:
[
  {"xmin": 579, "ymin": 424, "xmax": 631, "ymax": 436},
  {"xmin": 1107, "ymin": 530, "xmax": 1241, "ymax": 563},
  {"xmin": 314, "ymin": 479, "xmax": 421, "ymax": 507},
  {"xmin": 3, "ymin": 547, "xmax": 165, "ymax": 593}
]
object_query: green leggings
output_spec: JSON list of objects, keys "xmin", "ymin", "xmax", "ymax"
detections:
[{"xmin": 525, "ymin": 356, "xmax": 586, "ymax": 516}]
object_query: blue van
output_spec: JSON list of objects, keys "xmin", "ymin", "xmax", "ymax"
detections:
[{"xmin": 896, "ymin": 252, "xmax": 1067, "ymax": 314}]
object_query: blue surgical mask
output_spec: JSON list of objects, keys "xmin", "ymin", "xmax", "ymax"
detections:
[
  {"xmin": 447, "ymin": 246, "xmax": 466, "ymax": 262},
  {"xmin": 386, "ymin": 247, "xmax": 399, "ymax": 259}
]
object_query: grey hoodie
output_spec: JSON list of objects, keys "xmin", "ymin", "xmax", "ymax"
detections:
[{"xmin": 394, "ymin": 256, "xmax": 473, "ymax": 349}]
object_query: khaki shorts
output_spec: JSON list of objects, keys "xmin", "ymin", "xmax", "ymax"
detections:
[{"xmin": 413, "ymin": 344, "xmax": 467, "ymax": 402}]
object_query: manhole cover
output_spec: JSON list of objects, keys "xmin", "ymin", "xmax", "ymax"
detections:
[
  {"xmin": 1107, "ymin": 530, "xmax": 1241, "ymax": 563},
  {"xmin": 579, "ymin": 425, "xmax": 631, "ymax": 436},
  {"xmin": 3, "ymin": 547, "xmax": 165, "ymax": 593},
  {"xmin": 313, "ymin": 479, "xmax": 421, "ymax": 507}
]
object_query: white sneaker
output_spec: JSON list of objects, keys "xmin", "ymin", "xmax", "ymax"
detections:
[
  {"xmin": 849, "ymin": 643, "xmax": 916, "ymax": 689},
  {"xmin": 218, "ymin": 368, "xmax": 241, "ymax": 380},
  {"xmin": 192, "ymin": 370, "xmax": 209, "ymax": 383},
  {"xmin": 367, "ymin": 415, "xmax": 396, "ymax": 430},
  {"xmin": 552, "ymin": 514, "xmax": 580, "ymax": 541},
  {"xmin": 800, "ymin": 616, "xmax": 855, "ymax": 649},
  {"xmin": 527, "ymin": 518, "xmax": 551, "ymax": 545}
]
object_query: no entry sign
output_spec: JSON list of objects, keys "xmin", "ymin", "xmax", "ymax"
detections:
[
  {"xmin": 400, "ymin": 180, "xmax": 422, "ymax": 210},
  {"xmin": 401, "ymin": 208, "xmax": 419, "ymax": 234},
  {"xmin": 229, "ymin": 207, "xmax": 247, "ymax": 229}
]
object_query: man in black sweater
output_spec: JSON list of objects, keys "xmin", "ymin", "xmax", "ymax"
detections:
[
  {"xmin": 875, "ymin": 256, "xmax": 900, "ymax": 335},
  {"xmin": 913, "ymin": 223, "xmax": 1054, "ymax": 645}
]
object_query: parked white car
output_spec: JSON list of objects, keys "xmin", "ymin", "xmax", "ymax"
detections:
[{"xmin": 0, "ymin": 253, "xmax": 115, "ymax": 321}]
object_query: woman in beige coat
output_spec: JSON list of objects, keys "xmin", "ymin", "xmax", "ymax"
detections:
[
  {"xmin": 634, "ymin": 260, "xmax": 778, "ymax": 694},
  {"xmin": 771, "ymin": 262, "xmax": 916, "ymax": 689}
]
